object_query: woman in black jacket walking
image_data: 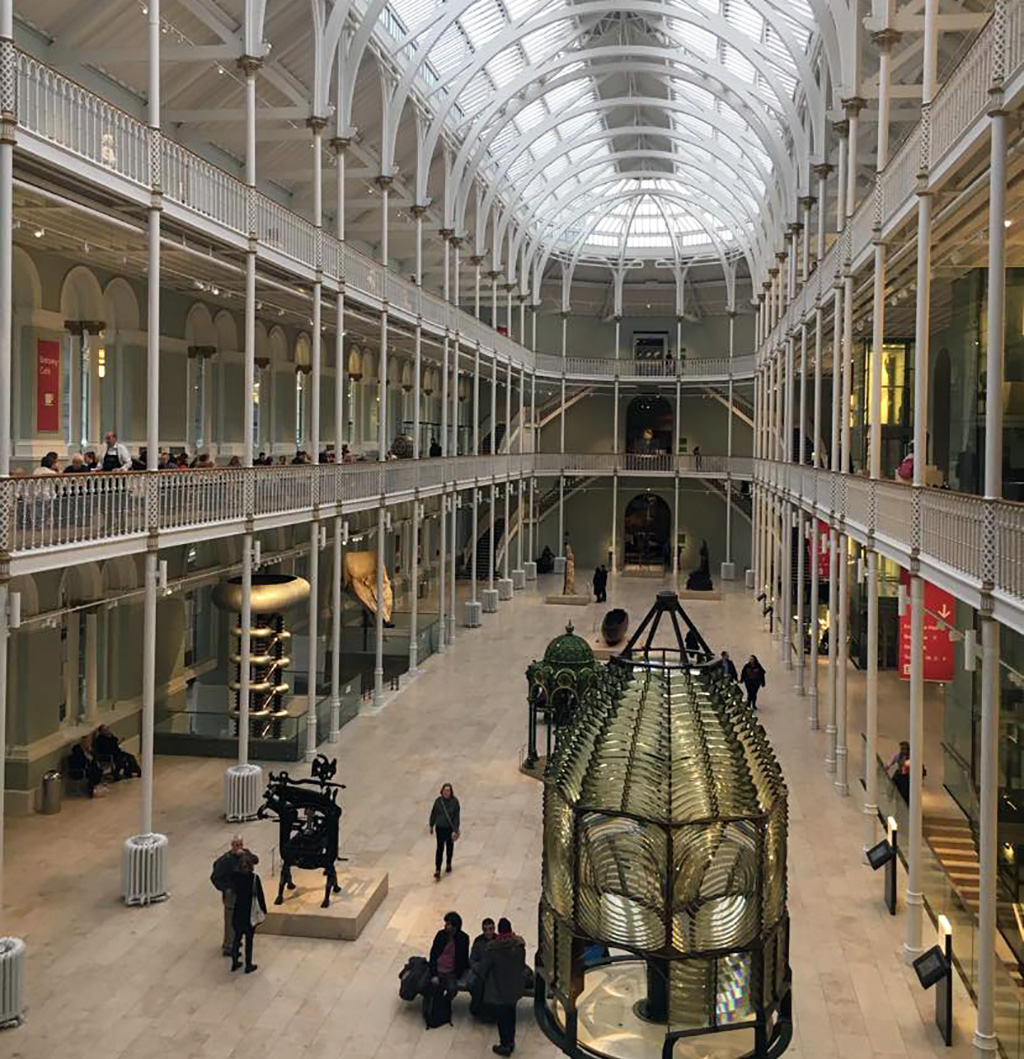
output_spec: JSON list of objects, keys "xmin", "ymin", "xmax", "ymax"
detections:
[
  {"xmin": 230, "ymin": 855, "xmax": 267, "ymax": 974},
  {"xmin": 740, "ymin": 655, "xmax": 766, "ymax": 709},
  {"xmin": 429, "ymin": 782, "xmax": 461, "ymax": 880}
]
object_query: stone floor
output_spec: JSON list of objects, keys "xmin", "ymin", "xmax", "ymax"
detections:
[{"xmin": 3, "ymin": 572, "xmax": 982, "ymax": 1059}]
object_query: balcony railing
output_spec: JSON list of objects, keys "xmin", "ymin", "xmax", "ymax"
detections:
[
  {"xmin": 0, "ymin": 454, "xmax": 754, "ymax": 561},
  {"xmin": 756, "ymin": 459, "xmax": 1024, "ymax": 609},
  {"xmin": 759, "ymin": 4, "xmax": 1022, "ymax": 359}
]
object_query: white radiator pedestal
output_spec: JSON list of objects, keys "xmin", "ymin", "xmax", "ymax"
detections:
[
  {"xmin": 512, "ymin": 569, "xmax": 526, "ymax": 591},
  {"xmin": 745, "ymin": 569, "xmax": 755, "ymax": 589},
  {"xmin": 553, "ymin": 556, "xmax": 566, "ymax": 575},
  {"xmin": 720, "ymin": 562, "xmax": 736, "ymax": 581},
  {"xmin": 121, "ymin": 833, "xmax": 170, "ymax": 907},
  {"xmin": 482, "ymin": 589, "xmax": 499, "ymax": 613},
  {"xmin": 0, "ymin": 937, "xmax": 26, "ymax": 1028},
  {"xmin": 498, "ymin": 578, "xmax": 514, "ymax": 601},
  {"xmin": 463, "ymin": 600, "xmax": 482, "ymax": 627},
  {"xmin": 225, "ymin": 763, "xmax": 264, "ymax": 822},
  {"xmin": 524, "ymin": 561, "xmax": 538, "ymax": 582}
]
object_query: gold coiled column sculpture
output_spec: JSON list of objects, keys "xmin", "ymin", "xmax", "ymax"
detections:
[{"xmin": 213, "ymin": 574, "xmax": 311, "ymax": 740}]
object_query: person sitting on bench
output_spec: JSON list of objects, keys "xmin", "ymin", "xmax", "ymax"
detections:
[{"xmin": 94, "ymin": 724, "xmax": 141, "ymax": 780}]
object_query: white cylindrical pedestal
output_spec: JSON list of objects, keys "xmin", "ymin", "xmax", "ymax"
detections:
[
  {"xmin": 121, "ymin": 833, "xmax": 170, "ymax": 906},
  {"xmin": 498, "ymin": 578, "xmax": 514, "ymax": 601},
  {"xmin": 553, "ymin": 556, "xmax": 566, "ymax": 575},
  {"xmin": 512, "ymin": 568, "xmax": 526, "ymax": 590},
  {"xmin": 0, "ymin": 938, "xmax": 26, "ymax": 1028},
  {"xmin": 482, "ymin": 589, "xmax": 499, "ymax": 613},
  {"xmin": 224, "ymin": 762, "xmax": 264, "ymax": 822},
  {"xmin": 745, "ymin": 569, "xmax": 755, "ymax": 589},
  {"xmin": 464, "ymin": 600, "xmax": 482, "ymax": 627},
  {"xmin": 721, "ymin": 562, "xmax": 736, "ymax": 581},
  {"xmin": 524, "ymin": 561, "xmax": 537, "ymax": 582}
]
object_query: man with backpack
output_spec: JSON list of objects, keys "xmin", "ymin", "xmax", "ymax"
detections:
[
  {"xmin": 211, "ymin": 835, "xmax": 259, "ymax": 957},
  {"xmin": 476, "ymin": 917, "xmax": 527, "ymax": 1055}
]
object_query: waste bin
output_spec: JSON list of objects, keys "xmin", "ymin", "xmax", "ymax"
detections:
[{"xmin": 41, "ymin": 769, "xmax": 62, "ymax": 814}]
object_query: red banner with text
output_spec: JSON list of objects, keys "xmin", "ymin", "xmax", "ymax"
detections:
[
  {"xmin": 898, "ymin": 569, "xmax": 956, "ymax": 682},
  {"xmin": 36, "ymin": 339, "xmax": 60, "ymax": 433},
  {"xmin": 806, "ymin": 519, "xmax": 831, "ymax": 581}
]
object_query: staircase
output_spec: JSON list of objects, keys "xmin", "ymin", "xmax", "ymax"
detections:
[
  {"xmin": 923, "ymin": 812, "xmax": 1024, "ymax": 1044},
  {"xmin": 701, "ymin": 478, "xmax": 752, "ymax": 523},
  {"xmin": 475, "ymin": 518, "xmax": 505, "ymax": 579},
  {"xmin": 480, "ymin": 423, "xmax": 506, "ymax": 455}
]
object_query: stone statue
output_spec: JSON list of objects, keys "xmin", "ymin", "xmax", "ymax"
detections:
[
  {"xmin": 257, "ymin": 754, "xmax": 346, "ymax": 908},
  {"xmin": 686, "ymin": 538, "xmax": 714, "ymax": 592},
  {"xmin": 563, "ymin": 544, "xmax": 575, "ymax": 595}
]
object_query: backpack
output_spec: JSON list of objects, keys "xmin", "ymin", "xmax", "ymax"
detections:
[
  {"xmin": 210, "ymin": 854, "xmax": 232, "ymax": 893},
  {"xmin": 422, "ymin": 988, "xmax": 452, "ymax": 1029},
  {"xmin": 398, "ymin": 956, "xmax": 430, "ymax": 1001}
]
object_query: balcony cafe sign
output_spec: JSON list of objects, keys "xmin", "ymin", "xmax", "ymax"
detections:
[{"xmin": 898, "ymin": 568, "xmax": 956, "ymax": 683}]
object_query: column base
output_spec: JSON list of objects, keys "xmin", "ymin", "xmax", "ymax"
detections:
[
  {"xmin": 445, "ymin": 614, "xmax": 456, "ymax": 645},
  {"xmin": 498, "ymin": 578, "xmax": 514, "ymax": 601},
  {"xmin": 512, "ymin": 568, "xmax": 526, "ymax": 590},
  {"xmin": 972, "ymin": 1030, "xmax": 1000, "ymax": 1053},
  {"xmin": 121, "ymin": 833, "xmax": 170, "ymax": 906},
  {"xmin": 745, "ymin": 568, "xmax": 755, "ymax": 589},
  {"xmin": 553, "ymin": 556, "xmax": 566, "ymax": 575},
  {"xmin": 524, "ymin": 561, "xmax": 537, "ymax": 582},
  {"xmin": 0, "ymin": 938, "xmax": 26, "ymax": 1028},
  {"xmin": 720, "ymin": 562, "xmax": 735, "ymax": 581},
  {"xmin": 464, "ymin": 600, "xmax": 482, "ymax": 627},
  {"xmin": 483, "ymin": 589, "xmax": 499, "ymax": 613},
  {"xmin": 795, "ymin": 663, "xmax": 805, "ymax": 695},
  {"xmin": 224, "ymin": 763, "xmax": 264, "ymax": 822}
]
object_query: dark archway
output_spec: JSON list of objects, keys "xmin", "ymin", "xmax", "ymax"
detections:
[
  {"xmin": 626, "ymin": 395, "xmax": 673, "ymax": 455},
  {"xmin": 933, "ymin": 347, "xmax": 951, "ymax": 478},
  {"xmin": 624, "ymin": 493, "xmax": 671, "ymax": 569}
]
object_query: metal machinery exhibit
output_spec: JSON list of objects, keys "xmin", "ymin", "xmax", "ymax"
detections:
[
  {"xmin": 536, "ymin": 591, "xmax": 792, "ymax": 1059},
  {"xmin": 525, "ymin": 623, "xmax": 600, "ymax": 772},
  {"xmin": 213, "ymin": 574, "xmax": 311, "ymax": 739}
]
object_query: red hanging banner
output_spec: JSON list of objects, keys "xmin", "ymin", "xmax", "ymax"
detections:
[
  {"xmin": 807, "ymin": 519, "xmax": 831, "ymax": 581},
  {"xmin": 898, "ymin": 568, "xmax": 956, "ymax": 682},
  {"xmin": 36, "ymin": 338, "xmax": 60, "ymax": 433}
]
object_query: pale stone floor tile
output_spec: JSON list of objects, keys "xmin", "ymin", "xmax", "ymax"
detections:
[{"xmin": 3, "ymin": 575, "xmax": 987, "ymax": 1058}]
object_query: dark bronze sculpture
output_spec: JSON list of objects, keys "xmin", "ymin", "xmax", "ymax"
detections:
[
  {"xmin": 599, "ymin": 608, "xmax": 629, "ymax": 646},
  {"xmin": 257, "ymin": 754, "xmax": 346, "ymax": 908},
  {"xmin": 685, "ymin": 537, "xmax": 714, "ymax": 591}
]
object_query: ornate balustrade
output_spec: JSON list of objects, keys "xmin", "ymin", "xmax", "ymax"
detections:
[
  {"xmin": 0, "ymin": 454, "xmax": 754, "ymax": 568},
  {"xmin": 755, "ymin": 459, "xmax": 1024, "ymax": 620}
]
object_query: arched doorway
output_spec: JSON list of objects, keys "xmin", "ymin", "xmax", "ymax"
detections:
[
  {"xmin": 626, "ymin": 395, "xmax": 673, "ymax": 455},
  {"xmin": 624, "ymin": 493, "xmax": 671, "ymax": 570}
]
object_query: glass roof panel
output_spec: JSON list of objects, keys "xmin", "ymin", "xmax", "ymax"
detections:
[{"xmin": 379, "ymin": 0, "xmax": 820, "ymax": 262}]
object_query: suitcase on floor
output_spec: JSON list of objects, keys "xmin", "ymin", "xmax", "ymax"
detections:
[{"xmin": 423, "ymin": 988, "xmax": 452, "ymax": 1029}]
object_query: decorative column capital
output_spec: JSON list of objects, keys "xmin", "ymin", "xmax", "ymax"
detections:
[
  {"xmin": 237, "ymin": 55, "xmax": 263, "ymax": 77},
  {"xmin": 811, "ymin": 162, "xmax": 834, "ymax": 181},
  {"xmin": 375, "ymin": 174, "xmax": 395, "ymax": 191},
  {"xmin": 871, "ymin": 28, "xmax": 902, "ymax": 52},
  {"xmin": 307, "ymin": 115, "xmax": 330, "ymax": 134},
  {"xmin": 409, "ymin": 203, "xmax": 428, "ymax": 219},
  {"xmin": 831, "ymin": 117, "xmax": 850, "ymax": 138},
  {"xmin": 469, "ymin": 254, "xmax": 485, "ymax": 266},
  {"xmin": 330, "ymin": 135, "xmax": 351, "ymax": 153},
  {"xmin": 798, "ymin": 194, "xmax": 816, "ymax": 209},
  {"xmin": 841, "ymin": 96, "xmax": 867, "ymax": 118}
]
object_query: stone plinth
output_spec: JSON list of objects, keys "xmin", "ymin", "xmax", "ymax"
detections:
[
  {"xmin": 545, "ymin": 594, "xmax": 590, "ymax": 606},
  {"xmin": 498, "ymin": 578, "xmax": 514, "ymax": 600},
  {"xmin": 512, "ymin": 568, "xmax": 526, "ymax": 590},
  {"xmin": 524, "ymin": 561, "xmax": 538, "ymax": 581},
  {"xmin": 720, "ymin": 562, "xmax": 736, "ymax": 581},
  {"xmin": 262, "ymin": 867, "xmax": 388, "ymax": 941},
  {"xmin": 464, "ymin": 600, "xmax": 482, "ymax": 627},
  {"xmin": 482, "ymin": 589, "xmax": 499, "ymax": 613}
]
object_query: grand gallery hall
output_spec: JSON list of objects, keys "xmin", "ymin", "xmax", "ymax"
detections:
[{"xmin": 0, "ymin": 0, "xmax": 1020, "ymax": 1057}]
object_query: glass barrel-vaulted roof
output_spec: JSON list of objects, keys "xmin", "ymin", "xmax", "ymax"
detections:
[{"xmin": 381, "ymin": 0, "xmax": 818, "ymax": 266}]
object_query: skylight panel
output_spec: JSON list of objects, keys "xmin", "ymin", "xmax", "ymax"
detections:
[
  {"xmin": 486, "ymin": 48, "xmax": 524, "ymax": 88},
  {"xmin": 430, "ymin": 24, "xmax": 471, "ymax": 78},
  {"xmin": 459, "ymin": 2, "xmax": 505, "ymax": 48}
]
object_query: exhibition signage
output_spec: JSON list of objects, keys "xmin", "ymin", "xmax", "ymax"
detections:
[
  {"xmin": 807, "ymin": 519, "xmax": 831, "ymax": 581},
  {"xmin": 37, "ymin": 338, "xmax": 60, "ymax": 432},
  {"xmin": 898, "ymin": 569, "xmax": 955, "ymax": 682}
]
